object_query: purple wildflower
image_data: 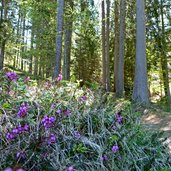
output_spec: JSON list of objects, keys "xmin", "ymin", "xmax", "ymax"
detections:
[
  {"xmin": 49, "ymin": 116, "xmax": 56, "ymax": 122},
  {"xmin": 115, "ymin": 112, "xmax": 123, "ymax": 124},
  {"xmin": 17, "ymin": 125, "xmax": 23, "ymax": 134},
  {"xmin": 16, "ymin": 168, "xmax": 25, "ymax": 171},
  {"xmin": 51, "ymin": 103, "xmax": 56, "ymax": 109},
  {"xmin": 6, "ymin": 132, "xmax": 17, "ymax": 141},
  {"xmin": 74, "ymin": 131, "xmax": 81, "ymax": 139},
  {"xmin": 67, "ymin": 166, "xmax": 74, "ymax": 171},
  {"xmin": 22, "ymin": 124, "xmax": 30, "ymax": 132},
  {"xmin": 3, "ymin": 168, "xmax": 13, "ymax": 171},
  {"xmin": 6, "ymin": 124, "xmax": 29, "ymax": 141},
  {"xmin": 16, "ymin": 151, "xmax": 26, "ymax": 159},
  {"xmin": 48, "ymin": 133, "xmax": 57, "ymax": 144},
  {"xmin": 64, "ymin": 109, "xmax": 71, "ymax": 117},
  {"xmin": 6, "ymin": 71, "xmax": 17, "ymax": 81},
  {"xmin": 112, "ymin": 145, "xmax": 119, "ymax": 153},
  {"xmin": 41, "ymin": 115, "xmax": 48, "ymax": 123},
  {"xmin": 56, "ymin": 73, "xmax": 62, "ymax": 82},
  {"xmin": 16, "ymin": 124, "xmax": 29, "ymax": 134},
  {"xmin": 41, "ymin": 115, "xmax": 56, "ymax": 129},
  {"xmin": 101, "ymin": 154, "xmax": 108, "ymax": 161},
  {"xmin": 56, "ymin": 109, "xmax": 62, "ymax": 115},
  {"xmin": 79, "ymin": 96, "xmax": 87, "ymax": 102},
  {"xmin": 17, "ymin": 103, "xmax": 29, "ymax": 118},
  {"xmin": 12, "ymin": 128, "xmax": 19, "ymax": 134}
]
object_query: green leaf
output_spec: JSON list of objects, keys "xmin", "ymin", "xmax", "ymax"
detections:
[{"xmin": 3, "ymin": 103, "xmax": 11, "ymax": 109}]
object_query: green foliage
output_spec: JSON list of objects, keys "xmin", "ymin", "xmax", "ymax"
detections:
[{"xmin": 72, "ymin": 1, "xmax": 101, "ymax": 82}]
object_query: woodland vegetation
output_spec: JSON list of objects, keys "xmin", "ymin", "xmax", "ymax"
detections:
[{"xmin": 0, "ymin": 0, "xmax": 171, "ymax": 170}]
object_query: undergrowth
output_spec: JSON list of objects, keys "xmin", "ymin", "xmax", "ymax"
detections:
[{"xmin": 0, "ymin": 70, "xmax": 171, "ymax": 171}]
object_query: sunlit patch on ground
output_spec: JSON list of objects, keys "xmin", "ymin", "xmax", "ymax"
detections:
[{"xmin": 142, "ymin": 111, "xmax": 171, "ymax": 153}]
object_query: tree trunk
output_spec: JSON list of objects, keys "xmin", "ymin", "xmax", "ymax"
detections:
[
  {"xmin": 53, "ymin": 0, "xmax": 64, "ymax": 79},
  {"xmin": 34, "ymin": 56, "xmax": 38, "ymax": 78},
  {"xmin": 132, "ymin": 0, "xmax": 149, "ymax": 104},
  {"xmin": 0, "ymin": 41, "xmax": 5, "ymax": 70},
  {"xmin": 102, "ymin": 0, "xmax": 106, "ymax": 90},
  {"xmin": 63, "ymin": 0, "xmax": 73, "ymax": 80},
  {"xmin": 114, "ymin": 0, "xmax": 119, "ymax": 92},
  {"xmin": 0, "ymin": 0, "xmax": 7, "ymax": 70},
  {"xmin": 21, "ymin": 11, "xmax": 25, "ymax": 71},
  {"xmin": 106, "ymin": 0, "xmax": 110, "ymax": 92},
  {"xmin": 160, "ymin": 0, "xmax": 171, "ymax": 107},
  {"xmin": 115, "ymin": 0, "xmax": 126, "ymax": 97},
  {"xmin": 29, "ymin": 23, "xmax": 34, "ymax": 74},
  {"xmin": 39, "ymin": 56, "xmax": 42, "ymax": 77},
  {"xmin": 13, "ymin": 8, "xmax": 21, "ymax": 68}
]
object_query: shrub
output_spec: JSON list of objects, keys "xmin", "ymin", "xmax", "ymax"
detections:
[{"xmin": 0, "ymin": 71, "xmax": 170, "ymax": 171}]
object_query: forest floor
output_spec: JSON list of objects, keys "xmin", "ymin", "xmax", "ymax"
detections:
[{"xmin": 142, "ymin": 108, "xmax": 171, "ymax": 153}]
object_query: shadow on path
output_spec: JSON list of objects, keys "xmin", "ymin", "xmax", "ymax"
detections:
[{"xmin": 142, "ymin": 110, "xmax": 171, "ymax": 152}]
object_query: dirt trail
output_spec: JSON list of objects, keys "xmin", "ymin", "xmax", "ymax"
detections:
[{"xmin": 142, "ymin": 109, "xmax": 171, "ymax": 152}]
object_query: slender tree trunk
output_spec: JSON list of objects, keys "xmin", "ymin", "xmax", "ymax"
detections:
[
  {"xmin": 0, "ymin": 1, "xmax": 3, "ymax": 23},
  {"xmin": 102, "ymin": 0, "xmax": 106, "ymax": 90},
  {"xmin": 106, "ymin": 0, "xmax": 110, "ymax": 92},
  {"xmin": 114, "ymin": 0, "xmax": 119, "ymax": 92},
  {"xmin": 160, "ymin": 0, "xmax": 171, "ymax": 107},
  {"xmin": 53, "ymin": 0, "xmax": 64, "ymax": 79},
  {"xmin": 153, "ymin": 0, "xmax": 165, "ymax": 96},
  {"xmin": 63, "ymin": 0, "xmax": 73, "ymax": 80},
  {"xmin": 115, "ymin": 0, "xmax": 126, "ymax": 97},
  {"xmin": 0, "ymin": 0, "xmax": 7, "ymax": 70},
  {"xmin": 39, "ymin": 56, "xmax": 42, "ymax": 77},
  {"xmin": 29, "ymin": 23, "xmax": 34, "ymax": 74},
  {"xmin": 132, "ymin": 0, "xmax": 149, "ymax": 104},
  {"xmin": 21, "ymin": 11, "xmax": 25, "ymax": 71},
  {"xmin": 34, "ymin": 55, "xmax": 38, "ymax": 78},
  {"xmin": 0, "ymin": 41, "xmax": 5, "ymax": 70},
  {"xmin": 16, "ymin": 10, "xmax": 21, "ymax": 69},
  {"xmin": 14, "ymin": 9, "xmax": 21, "ymax": 68}
]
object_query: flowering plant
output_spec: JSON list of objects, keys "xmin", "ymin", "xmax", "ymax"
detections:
[{"xmin": 0, "ymin": 71, "xmax": 170, "ymax": 171}]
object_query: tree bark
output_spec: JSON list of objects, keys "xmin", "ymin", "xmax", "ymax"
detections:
[
  {"xmin": 29, "ymin": 26, "xmax": 34, "ymax": 74},
  {"xmin": 21, "ymin": 11, "xmax": 25, "ymax": 71},
  {"xmin": 53, "ymin": 0, "xmax": 64, "ymax": 79},
  {"xmin": 63, "ymin": 0, "xmax": 73, "ymax": 80},
  {"xmin": 102, "ymin": 0, "xmax": 106, "ymax": 90},
  {"xmin": 114, "ymin": 0, "xmax": 119, "ymax": 92},
  {"xmin": 115, "ymin": 0, "xmax": 126, "ymax": 97},
  {"xmin": 106, "ymin": 0, "xmax": 110, "ymax": 92},
  {"xmin": 0, "ymin": 0, "xmax": 7, "ymax": 70},
  {"xmin": 13, "ymin": 8, "xmax": 21, "ymax": 68},
  {"xmin": 160, "ymin": 0, "xmax": 171, "ymax": 107},
  {"xmin": 132, "ymin": 0, "xmax": 149, "ymax": 104},
  {"xmin": 34, "ymin": 56, "xmax": 38, "ymax": 78},
  {"xmin": 0, "ymin": 41, "xmax": 5, "ymax": 70}
]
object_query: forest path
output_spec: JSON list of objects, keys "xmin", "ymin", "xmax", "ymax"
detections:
[{"xmin": 142, "ymin": 109, "xmax": 171, "ymax": 152}]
